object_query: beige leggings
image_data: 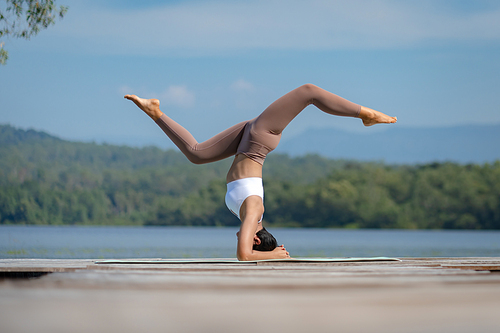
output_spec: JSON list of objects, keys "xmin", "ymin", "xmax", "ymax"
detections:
[{"xmin": 155, "ymin": 84, "xmax": 361, "ymax": 165}]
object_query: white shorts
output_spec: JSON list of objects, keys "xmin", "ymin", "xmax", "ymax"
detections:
[{"xmin": 225, "ymin": 177, "xmax": 264, "ymax": 222}]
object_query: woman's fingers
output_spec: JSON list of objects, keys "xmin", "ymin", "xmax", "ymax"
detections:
[{"xmin": 276, "ymin": 244, "xmax": 290, "ymax": 258}]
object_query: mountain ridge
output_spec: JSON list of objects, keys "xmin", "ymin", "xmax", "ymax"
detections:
[
  {"xmin": 2, "ymin": 123, "xmax": 499, "ymax": 164},
  {"xmin": 276, "ymin": 124, "xmax": 500, "ymax": 164}
]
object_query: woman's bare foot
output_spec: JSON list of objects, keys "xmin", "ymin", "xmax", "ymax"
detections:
[
  {"xmin": 359, "ymin": 106, "xmax": 397, "ymax": 127},
  {"xmin": 124, "ymin": 95, "xmax": 163, "ymax": 121}
]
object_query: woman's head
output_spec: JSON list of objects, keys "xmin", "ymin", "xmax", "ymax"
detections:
[{"xmin": 253, "ymin": 227, "xmax": 277, "ymax": 251}]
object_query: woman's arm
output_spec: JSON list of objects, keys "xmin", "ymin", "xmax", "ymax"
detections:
[
  {"xmin": 238, "ymin": 245, "xmax": 290, "ymax": 261},
  {"xmin": 236, "ymin": 196, "xmax": 290, "ymax": 261}
]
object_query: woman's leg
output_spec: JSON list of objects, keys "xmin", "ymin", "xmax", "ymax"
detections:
[
  {"xmin": 125, "ymin": 95, "xmax": 248, "ymax": 164},
  {"xmin": 253, "ymin": 83, "xmax": 395, "ymax": 135},
  {"xmin": 156, "ymin": 115, "xmax": 248, "ymax": 164}
]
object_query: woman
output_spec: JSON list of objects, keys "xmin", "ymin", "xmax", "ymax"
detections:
[{"xmin": 125, "ymin": 84, "xmax": 397, "ymax": 261}]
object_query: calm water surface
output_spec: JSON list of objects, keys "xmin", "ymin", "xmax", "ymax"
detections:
[{"xmin": 1, "ymin": 226, "xmax": 499, "ymax": 259}]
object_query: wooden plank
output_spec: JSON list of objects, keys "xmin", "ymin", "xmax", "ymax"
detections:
[
  {"xmin": 94, "ymin": 257, "xmax": 401, "ymax": 265},
  {"xmin": 1, "ymin": 258, "xmax": 500, "ymax": 275},
  {"xmin": 440, "ymin": 264, "xmax": 500, "ymax": 271}
]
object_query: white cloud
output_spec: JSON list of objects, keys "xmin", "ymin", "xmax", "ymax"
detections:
[
  {"xmin": 116, "ymin": 85, "xmax": 195, "ymax": 108},
  {"xmin": 231, "ymin": 79, "xmax": 255, "ymax": 92},
  {"xmin": 43, "ymin": 0, "xmax": 500, "ymax": 55},
  {"xmin": 118, "ymin": 86, "xmax": 133, "ymax": 96},
  {"xmin": 160, "ymin": 85, "xmax": 195, "ymax": 108}
]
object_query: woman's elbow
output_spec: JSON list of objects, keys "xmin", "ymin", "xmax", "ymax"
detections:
[{"xmin": 237, "ymin": 250, "xmax": 252, "ymax": 261}]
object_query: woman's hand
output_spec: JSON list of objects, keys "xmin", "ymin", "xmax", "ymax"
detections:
[{"xmin": 272, "ymin": 244, "xmax": 290, "ymax": 259}]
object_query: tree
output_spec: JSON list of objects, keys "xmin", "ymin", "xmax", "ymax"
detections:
[{"xmin": 0, "ymin": 0, "xmax": 67, "ymax": 65}]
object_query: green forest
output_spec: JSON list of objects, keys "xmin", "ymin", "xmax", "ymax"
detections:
[{"xmin": 1, "ymin": 124, "xmax": 499, "ymax": 229}]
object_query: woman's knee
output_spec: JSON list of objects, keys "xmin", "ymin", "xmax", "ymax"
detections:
[
  {"xmin": 182, "ymin": 150, "xmax": 207, "ymax": 164},
  {"xmin": 297, "ymin": 83, "xmax": 320, "ymax": 100},
  {"xmin": 187, "ymin": 156, "xmax": 204, "ymax": 165},
  {"xmin": 299, "ymin": 83, "xmax": 319, "ymax": 93},
  {"xmin": 296, "ymin": 83, "xmax": 320, "ymax": 104},
  {"xmin": 186, "ymin": 154, "xmax": 209, "ymax": 165}
]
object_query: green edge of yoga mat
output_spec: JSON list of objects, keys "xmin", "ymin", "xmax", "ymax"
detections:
[{"xmin": 95, "ymin": 257, "xmax": 401, "ymax": 264}]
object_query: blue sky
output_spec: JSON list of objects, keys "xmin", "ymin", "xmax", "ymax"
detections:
[{"xmin": 1, "ymin": 0, "xmax": 499, "ymax": 148}]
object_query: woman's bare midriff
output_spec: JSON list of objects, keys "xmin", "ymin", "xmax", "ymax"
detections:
[{"xmin": 226, "ymin": 154, "xmax": 263, "ymax": 183}]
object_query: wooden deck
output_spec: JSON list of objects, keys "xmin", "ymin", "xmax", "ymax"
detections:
[{"xmin": 1, "ymin": 257, "xmax": 500, "ymax": 332}]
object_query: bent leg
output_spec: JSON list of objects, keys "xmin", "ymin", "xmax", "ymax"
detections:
[
  {"xmin": 125, "ymin": 94, "xmax": 247, "ymax": 164},
  {"xmin": 253, "ymin": 83, "xmax": 396, "ymax": 134},
  {"xmin": 253, "ymin": 84, "xmax": 362, "ymax": 135},
  {"xmin": 155, "ymin": 115, "xmax": 248, "ymax": 164}
]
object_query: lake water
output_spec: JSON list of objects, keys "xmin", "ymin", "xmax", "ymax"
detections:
[{"xmin": 1, "ymin": 226, "xmax": 499, "ymax": 259}]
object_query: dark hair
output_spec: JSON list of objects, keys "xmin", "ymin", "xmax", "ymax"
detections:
[{"xmin": 253, "ymin": 227, "xmax": 277, "ymax": 252}]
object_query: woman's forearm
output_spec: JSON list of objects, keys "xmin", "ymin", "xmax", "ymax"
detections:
[{"xmin": 237, "ymin": 246, "xmax": 289, "ymax": 261}]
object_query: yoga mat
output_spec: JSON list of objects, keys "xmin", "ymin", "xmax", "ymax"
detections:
[{"xmin": 95, "ymin": 257, "xmax": 401, "ymax": 264}]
